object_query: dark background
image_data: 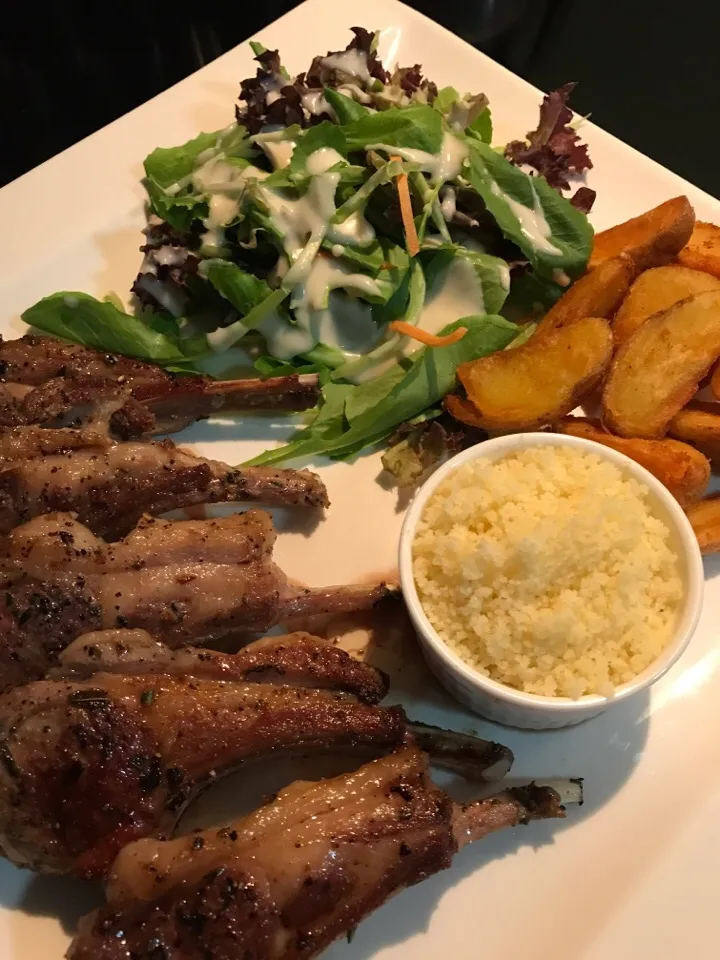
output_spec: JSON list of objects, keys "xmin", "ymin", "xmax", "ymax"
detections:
[{"xmin": 2, "ymin": 0, "xmax": 718, "ymax": 193}]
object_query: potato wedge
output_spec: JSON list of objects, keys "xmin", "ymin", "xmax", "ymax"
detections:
[
  {"xmin": 668, "ymin": 402, "xmax": 720, "ymax": 463},
  {"xmin": 589, "ymin": 196, "xmax": 695, "ymax": 272},
  {"xmin": 538, "ymin": 255, "xmax": 634, "ymax": 334},
  {"xmin": 677, "ymin": 221, "xmax": 720, "ymax": 279},
  {"xmin": 685, "ymin": 495, "xmax": 720, "ymax": 555},
  {"xmin": 602, "ymin": 291, "xmax": 720, "ymax": 439},
  {"xmin": 613, "ymin": 265, "xmax": 720, "ymax": 343},
  {"xmin": 556, "ymin": 416, "xmax": 710, "ymax": 506},
  {"xmin": 455, "ymin": 317, "xmax": 613, "ymax": 431}
]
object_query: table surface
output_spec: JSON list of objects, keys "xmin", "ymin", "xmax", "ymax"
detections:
[{"xmin": 2, "ymin": 0, "xmax": 719, "ymax": 196}]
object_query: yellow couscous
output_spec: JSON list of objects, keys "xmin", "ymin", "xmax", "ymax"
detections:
[{"xmin": 412, "ymin": 446, "xmax": 683, "ymax": 698}]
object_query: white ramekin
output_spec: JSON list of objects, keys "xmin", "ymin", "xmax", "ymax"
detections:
[{"xmin": 399, "ymin": 432, "xmax": 705, "ymax": 729}]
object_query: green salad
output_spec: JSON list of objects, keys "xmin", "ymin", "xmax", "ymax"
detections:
[{"xmin": 22, "ymin": 27, "xmax": 594, "ymax": 469}]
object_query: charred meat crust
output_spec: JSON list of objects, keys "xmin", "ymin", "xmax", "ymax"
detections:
[
  {"xmin": 0, "ymin": 336, "xmax": 320, "ymax": 436},
  {"xmin": 55, "ymin": 630, "xmax": 389, "ymax": 704},
  {"xmin": 69, "ymin": 745, "xmax": 455, "ymax": 960},
  {"xmin": 0, "ymin": 439, "xmax": 328, "ymax": 538},
  {"xmin": 0, "ymin": 673, "xmax": 406, "ymax": 877},
  {"xmin": 0, "ymin": 511, "xmax": 396, "ymax": 691}
]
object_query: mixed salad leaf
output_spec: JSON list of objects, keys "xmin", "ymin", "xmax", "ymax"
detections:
[{"xmin": 22, "ymin": 26, "xmax": 596, "ymax": 473}]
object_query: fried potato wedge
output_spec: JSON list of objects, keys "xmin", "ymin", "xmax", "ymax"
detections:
[
  {"xmin": 538, "ymin": 255, "xmax": 634, "ymax": 334},
  {"xmin": 602, "ymin": 291, "xmax": 720, "ymax": 438},
  {"xmin": 556, "ymin": 416, "xmax": 710, "ymax": 506},
  {"xmin": 668, "ymin": 402, "xmax": 720, "ymax": 464},
  {"xmin": 613, "ymin": 265, "xmax": 720, "ymax": 343},
  {"xmin": 685, "ymin": 495, "xmax": 720, "ymax": 555},
  {"xmin": 677, "ymin": 221, "xmax": 720, "ymax": 279},
  {"xmin": 455, "ymin": 317, "xmax": 613, "ymax": 431},
  {"xmin": 589, "ymin": 196, "xmax": 695, "ymax": 273}
]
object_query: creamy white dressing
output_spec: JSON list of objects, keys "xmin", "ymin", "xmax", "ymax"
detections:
[
  {"xmin": 259, "ymin": 139, "xmax": 296, "ymax": 170},
  {"xmin": 440, "ymin": 186, "xmax": 457, "ymax": 221},
  {"xmin": 193, "ymin": 160, "xmax": 269, "ymax": 249},
  {"xmin": 498, "ymin": 263, "xmax": 511, "ymax": 292},
  {"xmin": 348, "ymin": 257, "xmax": 487, "ymax": 383},
  {"xmin": 258, "ymin": 147, "xmax": 374, "ymax": 263},
  {"xmin": 370, "ymin": 132, "xmax": 469, "ymax": 184},
  {"xmin": 302, "ymin": 90, "xmax": 333, "ymax": 117},
  {"xmin": 265, "ymin": 253, "xmax": 382, "ymax": 359},
  {"xmin": 336, "ymin": 83, "xmax": 373, "ymax": 104},
  {"xmin": 153, "ymin": 246, "xmax": 188, "ymax": 268},
  {"xmin": 490, "ymin": 180, "xmax": 562, "ymax": 257},
  {"xmin": 230, "ymin": 147, "xmax": 380, "ymax": 360},
  {"xmin": 321, "ymin": 49, "xmax": 371, "ymax": 83},
  {"xmin": 134, "ymin": 275, "xmax": 186, "ymax": 318},
  {"xmin": 260, "ymin": 292, "xmax": 380, "ymax": 360},
  {"xmin": 265, "ymin": 90, "xmax": 282, "ymax": 106},
  {"xmin": 304, "ymin": 255, "xmax": 381, "ymax": 311}
]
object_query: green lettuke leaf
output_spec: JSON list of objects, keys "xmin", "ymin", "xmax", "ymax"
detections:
[
  {"xmin": 199, "ymin": 260, "xmax": 272, "ymax": 316},
  {"xmin": 22, "ymin": 293, "xmax": 208, "ymax": 366},
  {"xmin": 421, "ymin": 244, "xmax": 510, "ymax": 315},
  {"xmin": 342, "ymin": 105, "xmax": 444, "ymax": 154},
  {"xmin": 288, "ymin": 121, "xmax": 348, "ymax": 172},
  {"xmin": 324, "ymin": 88, "xmax": 372, "ymax": 124},
  {"xmin": 144, "ymin": 130, "xmax": 220, "ymax": 188},
  {"xmin": 464, "ymin": 141, "xmax": 593, "ymax": 278},
  {"xmin": 143, "ymin": 126, "xmax": 250, "ymax": 229},
  {"xmin": 467, "ymin": 107, "xmax": 492, "ymax": 144}
]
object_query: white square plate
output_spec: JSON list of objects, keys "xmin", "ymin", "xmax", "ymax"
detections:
[{"xmin": 1, "ymin": 1, "xmax": 719, "ymax": 958}]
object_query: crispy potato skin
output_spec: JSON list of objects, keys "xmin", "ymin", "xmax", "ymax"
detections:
[
  {"xmin": 668, "ymin": 402, "xmax": 720, "ymax": 465},
  {"xmin": 589, "ymin": 196, "xmax": 695, "ymax": 273},
  {"xmin": 556, "ymin": 417, "xmax": 710, "ymax": 506},
  {"xmin": 613, "ymin": 266, "xmax": 720, "ymax": 343},
  {"xmin": 712, "ymin": 363, "xmax": 720, "ymax": 400},
  {"xmin": 444, "ymin": 393, "xmax": 487, "ymax": 428},
  {"xmin": 602, "ymin": 291, "xmax": 720, "ymax": 439},
  {"xmin": 538, "ymin": 256, "xmax": 634, "ymax": 334},
  {"xmin": 677, "ymin": 222, "xmax": 720, "ymax": 279},
  {"xmin": 454, "ymin": 317, "xmax": 613, "ymax": 431},
  {"xmin": 685, "ymin": 494, "xmax": 720, "ymax": 554}
]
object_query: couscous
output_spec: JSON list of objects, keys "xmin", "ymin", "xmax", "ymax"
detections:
[{"xmin": 412, "ymin": 445, "xmax": 683, "ymax": 697}]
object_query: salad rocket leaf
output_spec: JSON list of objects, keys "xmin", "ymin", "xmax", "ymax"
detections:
[
  {"xmin": 343, "ymin": 105, "xmax": 444, "ymax": 153},
  {"xmin": 421, "ymin": 244, "xmax": 510, "ymax": 315},
  {"xmin": 22, "ymin": 293, "xmax": 207, "ymax": 367},
  {"xmin": 199, "ymin": 260, "xmax": 272, "ymax": 315},
  {"xmin": 464, "ymin": 141, "xmax": 593, "ymax": 278},
  {"xmin": 323, "ymin": 89, "xmax": 371, "ymax": 124}
]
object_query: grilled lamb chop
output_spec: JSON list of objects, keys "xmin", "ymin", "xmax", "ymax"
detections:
[
  {"xmin": 0, "ymin": 631, "xmax": 513, "ymax": 879},
  {"xmin": 0, "ymin": 636, "xmax": 401, "ymax": 877},
  {"xmin": 0, "ymin": 436, "xmax": 328, "ymax": 537},
  {"xmin": 52, "ymin": 629, "xmax": 388, "ymax": 703},
  {"xmin": 50, "ymin": 628, "xmax": 514, "ymax": 781},
  {"xmin": 0, "ymin": 335, "xmax": 319, "ymax": 436},
  {"xmin": 69, "ymin": 744, "xmax": 576, "ymax": 960},
  {"xmin": 0, "ymin": 511, "xmax": 396, "ymax": 690}
]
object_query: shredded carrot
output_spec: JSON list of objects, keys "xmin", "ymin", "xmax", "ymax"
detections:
[
  {"xmin": 391, "ymin": 155, "xmax": 420, "ymax": 258},
  {"xmin": 389, "ymin": 321, "xmax": 468, "ymax": 347}
]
